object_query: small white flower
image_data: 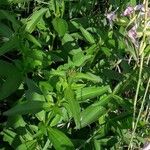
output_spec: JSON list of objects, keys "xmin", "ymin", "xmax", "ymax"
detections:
[
  {"xmin": 106, "ymin": 12, "xmax": 116, "ymax": 22},
  {"xmin": 134, "ymin": 4, "xmax": 144, "ymax": 11},
  {"xmin": 142, "ymin": 142, "xmax": 150, "ymax": 150}
]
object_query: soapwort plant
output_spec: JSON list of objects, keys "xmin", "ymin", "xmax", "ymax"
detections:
[{"xmin": 0, "ymin": 0, "xmax": 149, "ymax": 149}]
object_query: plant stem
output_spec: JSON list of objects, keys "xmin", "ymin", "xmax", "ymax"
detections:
[{"xmin": 129, "ymin": 1, "xmax": 149, "ymax": 149}]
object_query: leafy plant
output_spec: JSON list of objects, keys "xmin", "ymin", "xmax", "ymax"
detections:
[{"xmin": 0, "ymin": 0, "xmax": 149, "ymax": 150}]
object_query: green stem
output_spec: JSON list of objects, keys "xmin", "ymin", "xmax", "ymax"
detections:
[{"xmin": 129, "ymin": 1, "xmax": 149, "ymax": 149}]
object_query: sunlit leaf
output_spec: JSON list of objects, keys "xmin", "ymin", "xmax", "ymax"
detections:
[
  {"xmin": 16, "ymin": 140, "xmax": 37, "ymax": 150},
  {"xmin": 26, "ymin": 34, "xmax": 41, "ymax": 47},
  {"xmin": 25, "ymin": 8, "xmax": 47, "ymax": 33},
  {"xmin": 79, "ymin": 105, "xmax": 107, "ymax": 128},
  {"xmin": 64, "ymin": 86, "xmax": 81, "ymax": 128},
  {"xmin": 76, "ymin": 86, "xmax": 110, "ymax": 101},
  {"xmin": 47, "ymin": 127, "xmax": 75, "ymax": 150},
  {"xmin": 75, "ymin": 72, "xmax": 101, "ymax": 82},
  {"xmin": 79, "ymin": 26, "xmax": 95, "ymax": 44},
  {"xmin": 52, "ymin": 18, "xmax": 68, "ymax": 36}
]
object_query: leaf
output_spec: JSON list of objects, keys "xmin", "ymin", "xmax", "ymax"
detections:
[
  {"xmin": 75, "ymin": 72, "xmax": 101, "ymax": 82},
  {"xmin": 93, "ymin": 94, "xmax": 113, "ymax": 107},
  {"xmin": 0, "ymin": 23, "xmax": 13, "ymax": 37},
  {"xmin": 0, "ymin": 60, "xmax": 22, "ymax": 101},
  {"xmin": 86, "ymin": 44, "xmax": 98, "ymax": 55},
  {"xmin": 26, "ymin": 34, "xmax": 41, "ymax": 47},
  {"xmin": 7, "ymin": 115, "xmax": 26, "ymax": 128},
  {"xmin": 3, "ymin": 101, "xmax": 52, "ymax": 116},
  {"xmin": 79, "ymin": 26, "xmax": 95, "ymax": 44},
  {"xmin": 0, "ymin": 35, "xmax": 19, "ymax": 56},
  {"xmin": 64, "ymin": 86, "xmax": 81, "ymax": 128},
  {"xmin": 52, "ymin": 18, "xmax": 68, "ymax": 37},
  {"xmin": 25, "ymin": 8, "xmax": 47, "ymax": 33},
  {"xmin": 72, "ymin": 51, "xmax": 92, "ymax": 67},
  {"xmin": 16, "ymin": 140, "xmax": 37, "ymax": 150},
  {"xmin": 79, "ymin": 105, "xmax": 107, "ymax": 128},
  {"xmin": 0, "ymin": 10, "xmax": 20, "ymax": 31},
  {"xmin": 101, "ymin": 47, "xmax": 111, "ymax": 57},
  {"xmin": 78, "ymin": 95, "xmax": 112, "ymax": 128},
  {"xmin": 112, "ymin": 95, "xmax": 132, "ymax": 110},
  {"xmin": 2, "ymin": 129, "xmax": 18, "ymax": 146},
  {"xmin": 130, "ymin": 0, "xmax": 136, "ymax": 5},
  {"xmin": 50, "ymin": 114, "xmax": 62, "ymax": 127},
  {"xmin": 76, "ymin": 86, "xmax": 110, "ymax": 101},
  {"xmin": 26, "ymin": 78, "xmax": 42, "ymax": 95},
  {"xmin": 47, "ymin": 127, "xmax": 75, "ymax": 150}
]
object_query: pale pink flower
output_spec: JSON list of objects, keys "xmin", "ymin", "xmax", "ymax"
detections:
[
  {"xmin": 123, "ymin": 6, "xmax": 134, "ymax": 16},
  {"xmin": 128, "ymin": 26, "xmax": 138, "ymax": 47}
]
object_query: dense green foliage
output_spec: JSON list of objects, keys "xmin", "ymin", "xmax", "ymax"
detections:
[{"xmin": 0, "ymin": 0, "xmax": 149, "ymax": 149}]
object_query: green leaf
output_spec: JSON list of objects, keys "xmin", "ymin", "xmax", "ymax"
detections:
[
  {"xmin": 52, "ymin": 18, "xmax": 68, "ymax": 37},
  {"xmin": 26, "ymin": 34, "xmax": 41, "ymax": 47},
  {"xmin": 7, "ymin": 115, "xmax": 26, "ymax": 128},
  {"xmin": 93, "ymin": 94, "xmax": 113, "ymax": 107},
  {"xmin": 0, "ymin": 23, "xmax": 13, "ymax": 37},
  {"xmin": 75, "ymin": 72, "xmax": 101, "ymax": 82},
  {"xmin": 64, "ymin": 86, "xmax": 81, "ymax": 128},
  {"xmin": 80, "ymin": 105, "xmax": 107, "ymax": 128},
  {"xmin": 50, "ymin": 114, "xmax": 62, "ymax": 127},
  {"xmin": 0, "ymin": 35, "xmax": 19, "ymax": 56},
  {"xmin": 0, "ymin": 10, "xmax": 20, "ymax": 31},
  {"xmin": 0, "ymin": 60, "xmax": 22, "ymax": 101},
  {"xmin": 101, "ymin": 47, "xmax": 111, "ymax": 57},
  {"xmin": 16, "ymin": 140, "xmax": 37, "ymax": 150},
  {"xmin": 130, "ymin": 0, "xmax": 136, "ymax": 5},
  {"xmin": 47, "ymin": 127, "xmax": 75, "ymax": 150},
  {"xmin": 79, "ymin": 26, "xmax": 95, "ymax": 44},
  {"xmin": 26, "ymin": 78, "xmax": 42, "ymax": 94},
  {"xmin": 76, "ymin": 86, "xmax": 110, "ymax": 101},
  {"xmin": 3, "ymin": 101, "xmax": 52, "ymax": 116},
  {"xmin": 25, "ymin": 8, "xmax": 47, "ymax": 33},
  {"xmin": 72, "ymin": 51, "xmax": 92, "ymax": 67},
  {"xmin": 2, "ymin": 129, "xmax": 18, "ymax": 146}
]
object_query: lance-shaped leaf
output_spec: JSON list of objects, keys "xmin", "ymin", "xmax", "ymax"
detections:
[
  {"xmin": 47, "ymin": 127, "xmax": 75, "ymax": 150},
  {"xmin": 79, "ymin": 26, "xmax": 95, "ymax": 44},
  {"xmin": 3, "ymin": 101, "xmax": 52, "ymax": 116},
  {"xmin": 0, "ymin": 10, "xmax": 20, "ymax": 31},
  {"xmin": 26, "ymin": 34, "xmax": 41, "ymax": 47},
  {"xmin": 80, "ymin": 105, "xmax": 107, "ymax": 129},
  {"xmin": 79, "ymin": 95, "xmax": 112, "ymax": 128},
  {"xmin": 74, "ymin": 72, "xmax": 101, "ymax": 82},
  {"xmin": 0, "ymin": 23, "xmax": 13, "ymax": 37},
  {"xmin": 25, "ymin": 8, "xmax": 47, "ymax": 33},
  {"xmin": 64, "ymin": 86, "xmax": 81, "ymax": 128},
  {"xmin": 76, "ymin": 86, "xmax": 110, "ymax": 101},
  {"xmin": 0, "ymin": 60, "xmax": 22, "ymax": 101},
  {"xmin": 0, "ymin": 35, "xmax": 19, "ymax": 56},
  {"xmin": 81, "ymin": 105, "xmax": 107, "ymax": 128}
]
